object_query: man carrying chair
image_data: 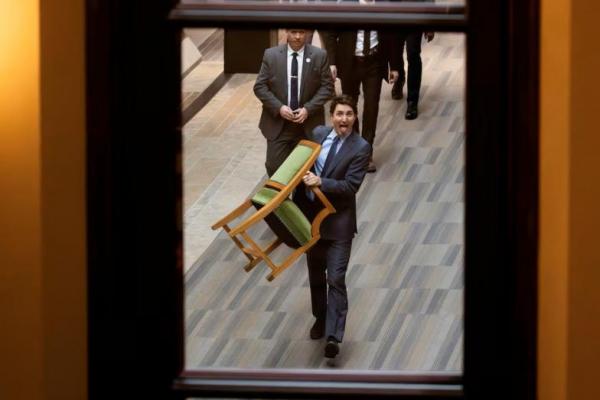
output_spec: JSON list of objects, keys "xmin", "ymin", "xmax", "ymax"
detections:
[{"xmin": 294, "ymin": 95, "xmax": 371, "ymax": 360}]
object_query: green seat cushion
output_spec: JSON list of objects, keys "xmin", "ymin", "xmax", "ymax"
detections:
[
  {"xmin": 251, "ymin": 188, "xmax": 312, "ymax": 246},
  {"xmin": 270, "ymin": 144, "xmax": 314, "ymax": 185}
]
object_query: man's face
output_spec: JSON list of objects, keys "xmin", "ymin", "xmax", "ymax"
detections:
[
  {"xmin": 331, "ymin": 103, "xmax": 356, "ymax": 136},
  {"xmin": 286, "ymin": 30, "xmax": 307, "ymax": 51}
]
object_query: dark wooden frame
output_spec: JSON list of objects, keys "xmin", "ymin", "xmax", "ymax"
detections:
[{"xmin": 86, "ymin": 1, "xmax": 539, "ymax": 399}]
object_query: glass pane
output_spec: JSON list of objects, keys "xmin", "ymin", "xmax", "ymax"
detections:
[{"xmin": 183, "ymin": 27, "xmax": 464, "ymax": 373}]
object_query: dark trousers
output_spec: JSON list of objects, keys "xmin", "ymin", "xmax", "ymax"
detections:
[
  {"xmin": 341, "ymin": 56, "xmax": 382, "ymax": 148},
  {"xmin": 398, "ymin": 31, "xmax": 423, "ymax": 103},
  {"xmin": 265, "ymin": 123, "xmax": 305, "ymax": 176},
  {"xmin": 307, "ymin": 238, "xmax": 353, "ymax": 343}
]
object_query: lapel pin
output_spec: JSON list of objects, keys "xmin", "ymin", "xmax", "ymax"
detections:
[{"xmin": 306, "ymin": 57, "xmax": 311, "ymax": 63}]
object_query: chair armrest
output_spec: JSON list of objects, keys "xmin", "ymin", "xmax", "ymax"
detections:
[
  {"xmin": 309, "ymin": 187, "xmax": 336, "ymax": 237},
  {"xmin": 211, "ymin": 199, "xmax": 253, "ymax": 230},
  {"xmin": 229, "ymin": 187, "xmax": 294, "ymax": 236},
  {"xmin": 311, "ymin": 187, "xmax": 336, "ymax": 214},
  {"xmin": 229, "ymin": 140, "xmax": 322, "ymax": 237}
]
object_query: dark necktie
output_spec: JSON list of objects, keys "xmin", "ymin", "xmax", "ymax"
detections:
[
  {"xmin": 321, "ymin": 136, "xmax": 340, "ymax": 176},
  {"xmin": 290, "ymin": 52, "xmax": 299, "ymax": 110},
  {"xmin": 363, "ymin": 30, "xmax": 371, "ymax": 56}
]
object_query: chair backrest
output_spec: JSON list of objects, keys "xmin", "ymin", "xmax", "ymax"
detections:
[
  {"xmin": 247, "ymin": 140, "xmax": 321, "ymax": 248},
  {"xmin": 228, "ymin": 140, "xmax": 321, "ymax": 239},
  {"xmin": 251, "ymin": 187, "xmax": 312, "ymax": 248},
  {"xmin": 270, "ymin": 141, "xmax": 319, "ymax": 186}
]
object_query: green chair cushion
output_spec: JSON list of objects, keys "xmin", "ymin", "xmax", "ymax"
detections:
[
  {"xmin": 270, "ymin": 144, "xmax": 314, "ymax": 185},
  {"xmin": 251, "ymin": 188, "xmax": 312, "ymax": 246}
]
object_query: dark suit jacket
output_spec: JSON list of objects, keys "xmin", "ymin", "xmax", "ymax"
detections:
[
  {"xmin": 253, "ymin": 44, "xmax": 334, "ymax": 141},
  {"xmin": 294, "ymin": 126, "xmax": 371, "ymax": 241},
  {"xmin": 321, "ymin": 25, "xmax": 402, "ymax": 83}
]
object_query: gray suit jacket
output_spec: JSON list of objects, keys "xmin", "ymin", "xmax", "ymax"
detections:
[
  {"xmin": 294, "ymin": 125, "xmax": 371, "ymax": 240},
  {"xmin": 253, "ymin": 44, "xmax": 334, "ymax": 141}
]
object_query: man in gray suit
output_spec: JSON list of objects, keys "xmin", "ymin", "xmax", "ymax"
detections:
[
  {"xmin": 294, "ymin": 95, "xmax": 371, "ymax": 359},
  {"xmin": 254, "ymin": 29, "xmax": 334, "ymax": 176}
]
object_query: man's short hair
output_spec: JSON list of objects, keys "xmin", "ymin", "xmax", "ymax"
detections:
[{"xmin": 330, "ymin": 95, "xmax": 358, "ymax": 115}]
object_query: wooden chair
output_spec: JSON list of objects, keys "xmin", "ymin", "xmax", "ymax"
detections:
[{"xmin": 211, "ymin": 140, "xmax": 336, "ymax": 281}]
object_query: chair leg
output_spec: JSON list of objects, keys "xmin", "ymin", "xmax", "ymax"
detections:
[
  {"xmin": 240, "ymin": 232, "xmax": 278, "ymax": 272},
  {"xmin": 244, "ymin": 237, "xmax": 282, "ymax": 272},
  {"xmin": 227, "ymin": 230, "xmax": 320, "ymax": 283},
  {"xmin": 267, "ymin": 253, "xmax": 298, "ymax": 281},
  {"xmin": 224, "ymin": 225, "xmax": 253, "ymax": 263},
  {"xmin": 244, "ymin": 257, "xmax": 261, "ymax": 272},
  {"xmin": 265, "ymin": 238, "xmax": 318, "ymax": 281}
]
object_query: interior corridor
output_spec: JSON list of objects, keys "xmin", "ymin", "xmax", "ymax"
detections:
[{"xmin": 182, "ymin": 29, "xmax": 465, "ymax": 371}]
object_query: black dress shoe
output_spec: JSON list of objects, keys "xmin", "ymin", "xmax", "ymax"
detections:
[
  {"xmin": 324, "ymin": 339, "xmax": 340, "ymax": 358},
  {"xmin": 391, "ymin": 78, "xmax": 405, "ymax": 100},
  {"xmin": 405, "ymin": 101, "xmax": 418, "ymax": 120},
  {"xmin": 310, "ymin": 318, "xmax": 325, "ymax": 340}
]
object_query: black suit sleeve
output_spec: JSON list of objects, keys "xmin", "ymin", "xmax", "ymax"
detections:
[
  {"xmin": 320, "ymin": 30, "xmax": 339, "ymax": 66},
  {"xmin": 385, "ymin": 31, "xmax": 403, "ymax": 72},
  {"xmin": 253, "ymin": 49, "xmax": 284, "ymax": 117},
  {"xmin": 302, "ymin": 50, "xmax": 334, "ymax": 116}
]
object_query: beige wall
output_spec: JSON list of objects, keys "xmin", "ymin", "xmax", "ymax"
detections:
[
  {"xmin": 0, "ymin": 1, "xmax": 86, "ymax": 399},
  {"xmin": 0, "ymin": 1, "xmax": 44, "ymax": 398},
  {"xmin": 540, "ymin": 0, "xmax": 600, "ymax": 399}
]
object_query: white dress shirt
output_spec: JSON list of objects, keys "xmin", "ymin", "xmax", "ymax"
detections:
[
  {"xmin": 355, "ymin": 0, "xmax": 378, "ymax": 56},
  {"xmin": 314, "ymin": 129, "xmax": 348, "ymax": 176},
  {"xmin": 355, "ymin": 30, "xmax": 379, "ymax": 57}
]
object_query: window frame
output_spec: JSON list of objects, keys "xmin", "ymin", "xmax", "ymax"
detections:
[{"xmin": 86, "ymin": 1, "xmax": 539, "ymax": 399}]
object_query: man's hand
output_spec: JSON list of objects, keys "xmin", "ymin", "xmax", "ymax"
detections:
[
  {"xmin": 425, "ymin": 32, "xmax": 435, "ymax": 42},
  {"xmin": 329, "ymin": 65, "xmax": 338, "ymax": 81},
  {"xmin": 291, "ymin": 107, "xmax": 308, "ymax": 124},
  {"xmin": 389, "ymin": 70, "xmax": 399, "ymax": 85},
  {"xmin": 303, "ymin": 171, "xmax": 321, "ymax": 187},
  {"xmin": 279, "ymin": 105, "xmax": 295, "ymax": 121}
]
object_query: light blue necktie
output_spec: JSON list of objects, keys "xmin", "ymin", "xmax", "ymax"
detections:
[{"xmin": 309, "ymin": 135, "xmax": 340, "ymax": 201}]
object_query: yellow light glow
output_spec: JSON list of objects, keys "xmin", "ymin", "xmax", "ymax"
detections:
[{"xmin": 0, "ymin": 1, "xmax": 40, "ymax": 140}]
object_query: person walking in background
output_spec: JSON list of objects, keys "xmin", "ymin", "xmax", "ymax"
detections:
[
  {"xmin": 254, "ymin": 29, "xmax": 333, "ymax": 176},
  {"xmin": 322, "ymin": 14, "xmax": 401, "ymax": 173},
  {"xmin": 389, "ymin": 0, "xmax": 435, "ymax": 120},
  {"xmin": 390, "ymin": 31, "xmax": 434, "ymax": 119}
]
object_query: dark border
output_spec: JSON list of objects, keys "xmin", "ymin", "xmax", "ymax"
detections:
[
  {"xmin": 175, "ymin": 378, "xmax": 462, "ymax": 398},
  {"xmin": 464, "ymin": 0, "xmax": 539, "ymax": 399},
  {"xmin": 86, "ymin": 1, "xmax": 183, "ymax": 399},
  {"xmin": 176, "ymin": 369, "xmax": 462, "ymax": 398},
  {"xmin": 86, "ymin": 0, "xmax": 538, "ymax": 399},
  {"xmin": 170, "ymin": 2, "xmax": 467, "ymax": 29},
  {"xmin": 182, "ymin": 368, "xmax": 461, "ymax": 382}
]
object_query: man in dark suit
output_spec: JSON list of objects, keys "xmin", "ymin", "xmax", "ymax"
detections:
[
  {"xmin": 322, "ymin": 6, "xmax": 401, "ymax": 173},
  {"xmin": 294, "ymin": 95, "xmax": 371, "ymax": 359},
  {"xmin": 390, "ymin": 30, "xmax": 434, "ymax": 119},
  {"xmin": 389, "ymin": 0, "xmax": 435, "ymax": 119},
  {"xmin": 254, "ymin": 29, "xmax": 334, "ymax": 177}
]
